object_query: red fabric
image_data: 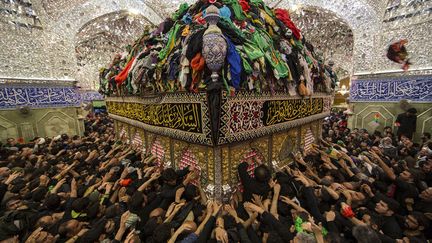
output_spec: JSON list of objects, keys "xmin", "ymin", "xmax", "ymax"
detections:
[
  {"xmin": 190, "ymin": 53, "xmax": 205, "ymax": 92},
  {"xmin": 341, "ymin": 206, "xmax": 355, "ymax": 218},
  {"xmin": 114, "ymin": 57, "xmax": 136, "ymax": 84},
  {"xmin": 119, "ymin": 179, "xmax": 132, "ymax": 187},
  {"xmin": 274, "ymin": 8, "xmax": 301, "ymax": 40},
  {"xmin": 239, "ymin": 0, "xmax": 251, "ymax": 12},
  {"xmin": 194, "ymin": 12, "xmax": 207, "ymax": 25},
  {"xmin": 387, "ymin": 184, "xmax": 396, "ymax": 198}
]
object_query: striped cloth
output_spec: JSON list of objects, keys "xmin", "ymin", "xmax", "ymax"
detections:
[
  {"xmin": 151, "ymin": 139, "xmax": 165, "ymax": 167},
  {"xmin": 304, "ymin": 128, "xmax": 315, "ymax": 153},
  {"xmin": 132, "ymin": 132, "xmax": 143, "ymax": 151},
  {"xmin": 119, "ymin": 127, "xmax": 130, "ymax": 144}
]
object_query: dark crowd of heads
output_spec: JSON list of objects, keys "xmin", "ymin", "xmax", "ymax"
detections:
[{"xmin": 0, "ymin": 111, "xmax": 430, "ymax": 243}]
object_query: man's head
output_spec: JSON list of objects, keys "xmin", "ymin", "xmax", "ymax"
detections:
[
  {"xmin": 6, "ymin": 138, "xmax": 16, "ymax": 146},
  {"xmin": 375, "ymin": 199, "xmax": 399, "ymax": 216},
  {"xmin": 58, "ymin": 219, "xmax": 86, "ymax": 238},
  {"xmin": 404, "ymin": 212, "xmax": 430, "ymax": 231},
  {"xmin": 44, "ymin": 194, "xmax": 61, "ymax": 211},
  {"xmin": 161, "ymin": 168, "xmax": 177, "ymax": 186},
  {"xmin": 360, "ymin": 142, "xmax": 369, "ymax": 151},
  {"xmin": 399, "ymin": 170, "xmax": 414, "ymax": 183},
  {"xmin": 0, "ymin": 167, "xmax": 11, "ymax": 177},
  {"xmin": 71, "ymin": 197, "xmax": 90, "ymax": 213},
  {"xmin": 149, "ymin": 208, "xmax": 165, "ymax": 220},
  {"xmin": 419, "ymin": 160, "xmax": 432, "ymax": 174},
  {"xmin": 27, "ymin": 230, "xmax": 57, "ymax": 243},
  {"xmin": 292, "ymin": 232, "xmax": 317, "ymax": 243},
  {"xmin": 407, "ymin": 108, "xmax": 417, "ymax": 116},
  {"xmin": 419, "ymin": 188, "xmax": 432, "ymax": 202},
  {"xmin": 384, "ymin": 126, "xmax": 393, "ymax": 133},
  {"xmin": 5, "ymin": 199, "xmax": 24, "ymax": 211},
  {"xmin": 352, "ymin": 225, "xmax": 381, "ymax": 243},
  {"xmin": 421, "ymin": 132, "xmax": 431, "ymax": 143},
  {"xmin": 350, "ymin": 191, "xmax": 366, "ymax": 202},
  {"xmin": 129, "ymin": 191, "xmax": 146, "ymax": 212},
  {"xmin": 151, "ymin": 223, "xmax": 173, "ymax": 243},
  {"xmin": 36, "ymin": 215, "xmax": 56, "ymax": 229},
  {"xmin": 254, "ymin": 165, "xmax": 271, "ymax": 183}
]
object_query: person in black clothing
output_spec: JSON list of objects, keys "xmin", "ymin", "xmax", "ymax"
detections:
[
  {"xmin": 238, "ymin": 162, "xmax": 271, "ymax": 202},
  {"xmin": 395, "ymin": 108, "xmax": 418, "ymax": 140}
]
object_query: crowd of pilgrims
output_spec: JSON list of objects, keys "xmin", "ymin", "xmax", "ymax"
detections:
[{"xmin": 0, "ymin": 111, "xmax": 431, "ymax": 243}]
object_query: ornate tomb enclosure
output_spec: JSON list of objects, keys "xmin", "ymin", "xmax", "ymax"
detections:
[{"xmin": 107, "ymin": 92, "xmax": 332, "ymax": 198}]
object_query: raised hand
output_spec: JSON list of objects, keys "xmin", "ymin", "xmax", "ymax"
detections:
[
  {"xmin": 143, "ymin": 166, "xmax": 156, "ymax": 177},
  {"xmin": 71, "ymin": 178, "xmax": 77, "ymax": 191},
  {"xmin": 212, "ymin": 201, "xmax": 222, "ymax": 216},
  {"xmin": 206, "ymin": 200, "xmax": 214, "ymax": 215},
  {"xmin": 361, "ymin": 184, "xmax": 374, "ymax": 197},
  {"xmin": 244, "ymin": 202, "xmax": 264, "ymax": 214},
  {"xmin": 252, "ymin": 194, "xmax": 264, "ymax": 208},
  {"xmin": 25, "ymin": 227, "xmax": 43, "ymax": 243},
  {"xmin": 52, "ymin": 178, "xmax": 67, "ymax": 192},
  {"xmin": 325, "ymin": 211, "xmax": 336, "ymax": 222},
  {"xmin": 150, "ymin": 171, "xmax": 161, "ymax": 181},
  {"xmin": 294, "ymin": 175, "xmax": 310, "ymax": 187},
  {"xmin": 120, "ymin": 211, "xmax": 131, "ymax": 229},
  {"xmin": 273, "ymin": 182, "xmax": 281, "ymax": 193},
  {"xmin": 224, "ymin": 204, "xmax": 238, "ymax": 218},
  {"xmin": 173, "ymin": 202, "xmax": 186, "ymax": 213},
  {"xmin": 39, "ymin": 175, "xmax": 50, "ymax": 187},
  {"xmin": 268, "ymin": 179, "xmax": 277, "ymax": 188},
  {"xmin": 5, "ymin": 171, "xmax": 21, "ymax": 185},
  {"xmin": 215, "ymin": 226, "xmax": 229, "ymax": 243}
]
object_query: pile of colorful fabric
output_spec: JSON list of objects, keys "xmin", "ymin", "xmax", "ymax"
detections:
[{"xmin": 99, "ymin": 0, "xmax": 338, "ymax": 97}]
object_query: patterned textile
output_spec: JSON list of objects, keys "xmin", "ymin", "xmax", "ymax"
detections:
[
  {"xmin": 304, "ymin": 128, "xmax": 315, "ymax": 153},
  {"xmin": 151, "ymin": 139, "xmax": 165, "ymax": 166},
  {"xmin": 132, "ymin": 132, "xmax": 143, "ymax": 151}
]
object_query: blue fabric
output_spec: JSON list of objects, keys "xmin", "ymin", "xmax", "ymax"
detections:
[
  {"xmin": 182, "ymin": 13, "xmax": 192, "ymax": 24},
  {"xmin": 180, "ymin": 233, "xmax": 198, "ymax": 243},
  {"xmin": 226, "ymin": 37, "xmax": 242, "ymax": 89},
  {"xmin": 219, "ymin": 5, "xmax": 232, "ymax": 20}
]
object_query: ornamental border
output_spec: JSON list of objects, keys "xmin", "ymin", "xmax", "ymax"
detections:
[
  {"xmin": 0, "ymin": 86, "xmax": 81, "ymax": 109},
  {"xmin": 105, "ymin": 92, "xmax": 208, "ymax": 105},
  {"xmin": 109, "ymin": 114, "xmax": 214, "ymax": 146},
  {"xmin": 218, "ymin": 93, "xmax": 331, "ymax": 144},
  {"xmin": 226, "ymin": 91, "xmax": 331, "ymax": 101},
  {"xmin": 108, "ymin": 93, "xmax": 332, "ymax": 146},
  {"xmin": 106, "ymin": 93, "xmax": 213, "ymax": 146},
  {"xmin": 350, "ymin": 75, "xmax": 432, "ymax": 102},
  {"xmin": 218, "ymin": 112, "xmax": 329, "ymax": 144}
]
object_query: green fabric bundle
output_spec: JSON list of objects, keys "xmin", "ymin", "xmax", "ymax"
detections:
[
  {"xmin": 222, "ymin": 0, "xmax": 246, "ymax": 20},
  {"xmin": 172, "ymin": 3, "xmax": 189, "ymax": 20}
]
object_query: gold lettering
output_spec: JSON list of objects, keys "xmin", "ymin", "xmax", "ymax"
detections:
[
  {"xmin": 107, "ymin": 101, "xmax": 203, "ymax": 133},
  {"xmin": 264, "ymin": 98, "xmax": 323, "ymax": 126}
]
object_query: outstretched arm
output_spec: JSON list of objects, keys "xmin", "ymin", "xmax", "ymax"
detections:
[{"xmin": 371, "ymin": 151, "xmax": 396, "ymax": 180}]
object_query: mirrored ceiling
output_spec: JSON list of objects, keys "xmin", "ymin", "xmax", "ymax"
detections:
[{"xmin": 75, "ymin": 11, "xmax": 150, "ymax": 89}]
